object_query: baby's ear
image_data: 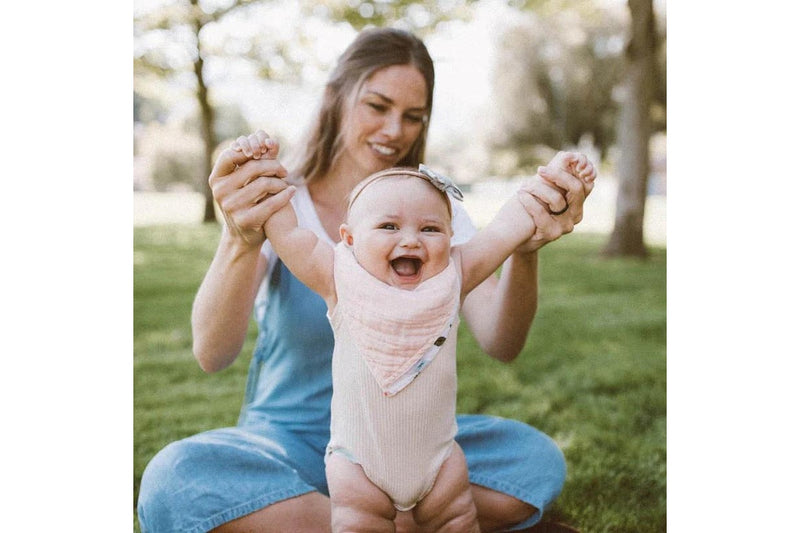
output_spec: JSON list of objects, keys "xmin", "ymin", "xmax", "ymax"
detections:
[{"xmin": 339, "ymin": 224, "xmax": 354, "ymax": 246}]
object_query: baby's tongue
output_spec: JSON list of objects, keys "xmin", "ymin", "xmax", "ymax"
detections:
[{"xmin": 392, "ymin": 258, "xmax": 418, "ymax": 276}]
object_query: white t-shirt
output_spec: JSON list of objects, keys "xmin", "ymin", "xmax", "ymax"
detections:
[{"xmin": 254, "ymin": 185, "xmax": 477, "ymax": 318}]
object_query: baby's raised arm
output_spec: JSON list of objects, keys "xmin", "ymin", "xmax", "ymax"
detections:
[
  {"xmin": 263, "ymin": 198, "xmax": 336, "ymax": 305},
  {"xmin": 455, "ymin": 155, "xmax": 596, "ymax": 298},
  {"xmin": 453, "ymin": 192, "xmax": 537, "ymax": 297},
  {"xmin": 231, "ymin": 134, "xmax": 335, "ymax": 305}
]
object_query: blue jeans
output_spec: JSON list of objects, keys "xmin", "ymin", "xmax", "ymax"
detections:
[{"xmin": 137, "ymin": 415, "xmax": 566, "ymax": 532}]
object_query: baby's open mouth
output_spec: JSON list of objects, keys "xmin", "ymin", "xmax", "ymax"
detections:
[{"xmin": 391, "ymin": 257, "xmax": 422, "ymax": 277}]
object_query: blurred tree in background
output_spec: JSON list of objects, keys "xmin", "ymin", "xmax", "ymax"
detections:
[
  {"xmin": 603, "ymin": 0, "xmax": 661, "ymax": 257},
  {"xmin": 311, "ymin": 0, "xmax": 475, "ymax": 33},
  {"xmin": 136, "ymin": 0, "xmax": 253, "ymax": 220},
  {"xmin": 489, "ymin": 6, "xmax": 628, "ymax": 171},
  {"xmin": 134, "ymin": 0, "xmax": 666, "ymax": 256},
  {"xmin": 134, "ymin": 0, "xmax": 472, "ymax": 221},
  {"xmin": 491, "ymin": 0, "xmax": 665, "ymax": 256},
  {"xmin": 135, "ymin": 0, "xmax": 306, "ymax": 220}
]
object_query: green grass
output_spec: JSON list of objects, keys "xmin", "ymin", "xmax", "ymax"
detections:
[{"xmin": 134, "ymin": 224, "xmax": 666, "ymax": 532}]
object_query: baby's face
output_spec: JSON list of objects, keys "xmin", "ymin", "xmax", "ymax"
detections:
[{"xmin": 341, "ymin": 177, "xmax": 453, "ymax": 290}]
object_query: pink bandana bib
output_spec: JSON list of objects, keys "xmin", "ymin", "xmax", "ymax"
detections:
[{"xmin": 331, "ymin": 243, "xmax": 460, "ymax": 396}]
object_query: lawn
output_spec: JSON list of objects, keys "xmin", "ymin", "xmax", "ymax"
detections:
[{"xmin": 134, "ymin": 224, "xmax": 666, "ymax": 532}]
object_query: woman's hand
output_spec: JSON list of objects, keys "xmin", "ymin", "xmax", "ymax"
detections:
[
  {"xmin": 514, "ymin": 151, "xmax": 597, "ymax": 253},
  {"xmin": 208, "ymin": 130, "xmax": 293, "ymax": 247},
  {"xmin": 193, "ymin": 130, "xmax": 293, "ymax": 371}
]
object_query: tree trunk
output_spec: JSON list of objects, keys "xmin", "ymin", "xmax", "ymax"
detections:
[
  {"xmin": 195, "ymin": 52, "xmax": 218, "ymax": 223},
  {"xmin": 603, "ymin": 0, "xmax": 656, "ymax": 258},
  {"xmin": 190, "ymin": 0, "xmax": 218, "ymax": 223}
]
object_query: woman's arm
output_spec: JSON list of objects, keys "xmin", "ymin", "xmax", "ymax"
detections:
[
  {"xmin": 461, "ymin": 251, "xmax": 540, "ymax": 363},
  {"xmin": 191, "ymin": 144, "xmax": 293, "ymax": 373},
  {"xmin": 192, "ymin": 235, "xmax": 270, "ymax": 373},
  {"xmin": 461, "ymin": 151, "xmax": 596, "ymax": 363}
]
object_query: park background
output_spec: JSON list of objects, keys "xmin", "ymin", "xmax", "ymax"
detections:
[
  {"xmin": 133, "ymin": 0, "xmax": 666, "ymax": 256},
  {"xmin": 134, "ymin": 1, "xmax": 666, "ymax": 531},
  {"xmin": 6, "ymin": 1, "xmax": 799, "ymax": 532}
]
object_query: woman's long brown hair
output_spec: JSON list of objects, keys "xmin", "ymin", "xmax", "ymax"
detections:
[{"xmin": 290, "ymin": 28, "xmax": 435, "ymax": 184}]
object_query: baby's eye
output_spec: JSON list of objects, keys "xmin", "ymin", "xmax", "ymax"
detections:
[
  {"xmin": 379, "ymin": 223, "xmax": 398, "ymax": 230},
  {"xmin": 404, "ymin": 114, "xmax": 425, "ymax": 124},
  {"xmin": 422, "ymin": 226, "xmax": 442, "ymax": 233}
]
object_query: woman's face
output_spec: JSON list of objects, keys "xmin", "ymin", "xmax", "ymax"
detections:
[{"xmin": 337, "ymin": 64, "xmax": 429, "ymax": 179}]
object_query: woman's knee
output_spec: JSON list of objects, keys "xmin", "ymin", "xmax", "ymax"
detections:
[
  {"xmin": 506, "ymin": 421, "xmax": 567, "ymax": 524},
  {"xmin": 462, "ymin": 416, "xmax": 567, "ymax": 508},
  {"xmin": 535, "ymin": 429, "xmax": 567, "ymax": 484},
  {"xmin": 137, "ymin": 440, "xmax": 193, "ymax": 530},
  {"xmin": 509, "ymin": 419, "xmax": 567, "ymax": 486}
]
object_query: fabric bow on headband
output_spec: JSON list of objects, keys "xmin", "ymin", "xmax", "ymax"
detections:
[
  {"xmin": 348, "ymin": 164, "xmax": 465, "ymax": 212},
  {"xmin": 418, "ymin": 164, "xmax": 464, "ymax": 202}
]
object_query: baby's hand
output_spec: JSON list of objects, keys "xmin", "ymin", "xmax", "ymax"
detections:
[
  {"xmin": 565, "ymin": 152, "xmax": 597, "ymax": 185},
  {"xmin": 532, "ymin": 151, "xmax": 597, "ymax": 213},
  {"xmin": 230, "ymin": 129, "xmax": 279, "ymax": 161}
]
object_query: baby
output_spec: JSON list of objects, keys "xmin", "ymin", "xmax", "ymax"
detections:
[{"xmin": 231, "ymin": 139, "xmax": 592, "ymax": 531}]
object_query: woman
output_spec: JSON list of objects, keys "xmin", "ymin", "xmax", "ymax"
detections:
[{"xmin": 138, "ymin": 28, "xmax": 595, "ymax": 532}]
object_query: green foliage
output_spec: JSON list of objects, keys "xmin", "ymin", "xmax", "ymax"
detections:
[
  {"xmin": 136, "ymin": 102, "xmax": 250, "ymax": 192},
  {"xmin": 133, "ymin": 91, "xmax": 168, "ymax": 125},
  {"xmin": 185, "ymin": 102, "xmax": 253, "ymax": 142},
  {"xmin": 150, "ymin": 145, "xmax": 205, "ymax": 192},
  {"xmin": 490, "ymin": 1, "xmax": 666, "ymax": 172},
  {"xmin": 306, "ymin": 0, "xmax": 477, "ymax": 34},
  {"xmin": 134, "ymin": 226, "xmax": 665, "ymax": 531},
  {"xmin": 490, "ymin": 10, "xmax": 627, "ymax": 164}
]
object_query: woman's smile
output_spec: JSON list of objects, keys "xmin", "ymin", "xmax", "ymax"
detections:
[{"xmin": 369, "ymin": 142, "xmax": 399, "ymax": 158}]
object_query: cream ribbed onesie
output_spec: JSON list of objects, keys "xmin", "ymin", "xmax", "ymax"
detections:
[{"xmin": 326, "ymin": 243, "xmax": 461, "ymax": 511}]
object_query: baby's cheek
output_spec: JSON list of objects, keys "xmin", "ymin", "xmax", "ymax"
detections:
[{"xmin": 431, "ymin": 248, "xmax": 453, "ymax": 277}]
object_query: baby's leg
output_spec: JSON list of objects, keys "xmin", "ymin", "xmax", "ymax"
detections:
[
  {"xmin": 326, "ymin": 452, "xmax": 397, "ymax": 533},
  {"xmin": 413, "ymin": 443, "xmax": 480, "ymax": 532}
]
